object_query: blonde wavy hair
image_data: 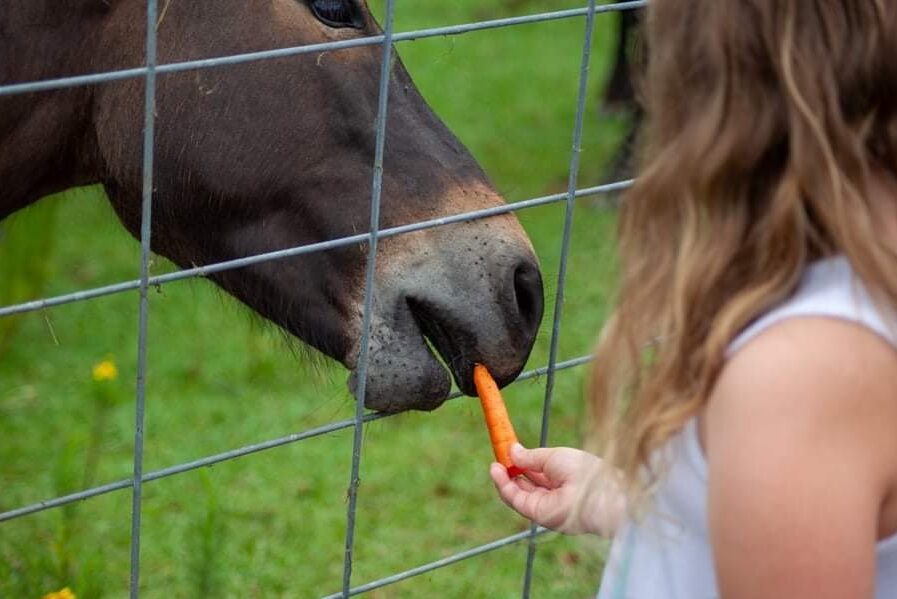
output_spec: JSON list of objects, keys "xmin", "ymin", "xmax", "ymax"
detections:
[{"xmin": 589, "ymin": 0, "xmax": 897, "ymax": 503}]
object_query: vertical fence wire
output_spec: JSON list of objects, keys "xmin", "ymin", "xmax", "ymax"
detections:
[
  {"xmin": 129, "ymin": 0, "xmax": 159, "ymax": 596},
  {"xmin": 341, "ymin": 0, "xmax": 397, "ymax": 595},
  {"xmin": 521, "ymin": 1, "xmax": 598, "ymax": 596}
]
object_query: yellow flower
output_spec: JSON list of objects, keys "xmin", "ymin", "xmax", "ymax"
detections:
[
  {"xmin": 91, "ymin": 359, "xmax": 118, "ymax": 382},
  {"xmin": 42, "ymin": 588, "xmax": 76, "ymax": 599}
]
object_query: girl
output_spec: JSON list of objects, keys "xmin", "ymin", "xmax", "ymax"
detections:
[{"xmin": 491, "ymin": 2, "xmax": 897, "ymax": 597}]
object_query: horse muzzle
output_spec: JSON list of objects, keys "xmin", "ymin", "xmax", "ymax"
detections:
[{"xmin": 346, "ymin": 215, "xmax": 544, "ymax": 413}]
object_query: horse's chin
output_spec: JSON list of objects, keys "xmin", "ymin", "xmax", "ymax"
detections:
[
  {"xmin": 345, "ymin": 310, "xmax": 454, "ymax": 413},
  {"xmin": 346, "ymin": 357, "xmax": 452, "ymax": 414}
]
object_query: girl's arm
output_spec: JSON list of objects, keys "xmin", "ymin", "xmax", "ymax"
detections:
[{"xmin": 706, "ymin": 317, "xmax": 897, "ymax": 599}]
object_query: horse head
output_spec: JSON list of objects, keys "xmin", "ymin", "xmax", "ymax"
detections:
[{"xmin": 0, "ymin": 0, "xmax": 545, "ymax": 412}]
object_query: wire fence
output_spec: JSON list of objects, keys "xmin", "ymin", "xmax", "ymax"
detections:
[{"xmin": 0, "ymin": 1, "xmax": 645, "ymax": 596}]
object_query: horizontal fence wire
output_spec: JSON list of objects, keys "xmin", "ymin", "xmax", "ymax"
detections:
[
  {"xmin": 321, "ymin": 527, "xmax": 550, "ymax": 599},
  {"xmin": 0, "ymin": 180, "xmax": 632, "ymax": 318},
  {"xmin": 0, "ymin": 2, "xmax": 646, "ymax": 98},
  {"xmin": 0, "ymin": 355, "xmax": 593, "ymax": 523},
  {"xmin": 1, "ymin": 1, "xmax": 646, "ymax": 595}
]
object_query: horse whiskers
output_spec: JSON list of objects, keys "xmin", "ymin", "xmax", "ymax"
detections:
[
  {"xmin": 447, "ymin": 351, "xmax": 466, "ymax": 372},
  {"xmin": 156, "ymin": 0, "xmax": 173, "ymax": 30}
]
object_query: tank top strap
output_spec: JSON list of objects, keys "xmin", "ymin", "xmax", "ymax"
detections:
[{"xmin": 727, "ymin": 256, "xmax": 897, "ymax": 357}]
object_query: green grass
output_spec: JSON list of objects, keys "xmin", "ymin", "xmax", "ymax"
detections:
[{"xmin": 0, "ymin": 1, "xmax": 628, "ymax": 597}]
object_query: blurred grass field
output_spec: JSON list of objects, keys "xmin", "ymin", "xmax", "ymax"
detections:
[{"xmin": 0, "ymin": 1, "xmax": 631, "ymax": 597}]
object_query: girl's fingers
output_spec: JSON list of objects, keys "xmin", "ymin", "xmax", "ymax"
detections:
[
  {"xmin": 513, "ymin": 474, "xmax": 541, "ymax": 493},
  {"xmin": 491, "ymin": 464, "xmax": 537, "ymax": 506},
  {"xmin": 490, "ymin": 462, "xmax": 510, "ymax": 486},
  {"xmin": 521, "ymin": 470, "xmax": 554, "ymax": 489},
  {"xmin": 490, "ymin": 463, "xmax": 561, "ymax": 526},
  {"xmin": 512, "ymin": 445, "xmax": 600, "ymax": 485},
  {"xmin": 493, "ymin": 460, "xmax": 553, "ymax": 490},
  {"xmin": 490, "ymin": 463, "xmax": 523, "ymax": 508}
]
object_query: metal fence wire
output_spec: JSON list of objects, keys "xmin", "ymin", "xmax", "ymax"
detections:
[{"xmin": 0, "ymin": 1, "xmax": 646, "ymax": 597}]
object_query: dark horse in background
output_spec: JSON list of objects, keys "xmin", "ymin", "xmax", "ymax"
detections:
[
  {"xmin": 0, "ymin": 0, "xmax": 545, "ymax": 413},
  {"xmin": 601, "ymin": 6, "xmax": 643, "ymax": 182}
]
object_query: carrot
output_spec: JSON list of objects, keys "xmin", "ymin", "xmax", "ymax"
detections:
[{"xmin": 473, "ymin": 364, "xmax": 525, "ymax": 478}]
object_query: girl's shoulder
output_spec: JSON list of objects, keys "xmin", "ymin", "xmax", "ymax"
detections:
[
  {"xmin": 704, "ymin": 255, "xmax": 897, "ymax": 569},
  {"xmin": 714, "ymin": 255, "xmax": 897, "ymax": 423},
  {"xmin": 704, "ymin": 315, "xmax": 897, "ymax": 596},
  {"xmin": 717, "ymin": 313, "xmax": 897, "ymax": 409},
  {"xmin": 709, "ymin": 255, "xmax": 897, "ymax": 480}
]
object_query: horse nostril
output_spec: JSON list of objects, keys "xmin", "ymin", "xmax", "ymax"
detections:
[{"xmin": 512, "ymin": 259, "xmax": 544, "ymax": 335}]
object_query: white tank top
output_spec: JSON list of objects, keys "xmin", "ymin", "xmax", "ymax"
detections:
[{"xmin": 597, "ymin": 256, "xmax": 897, "ymax": 599}]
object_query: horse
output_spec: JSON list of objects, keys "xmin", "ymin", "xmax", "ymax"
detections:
[
  {"xmin": 0, "ymin": 0, "xmax": 545, "ymax": 413},
  {"xmin": 600, "ymin": 6, "xmax": 644, "ymax": 183}
]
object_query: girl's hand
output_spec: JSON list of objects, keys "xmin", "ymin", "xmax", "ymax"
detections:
[{"xmin": 489, "ymin": 444, "xmax": 625, "ymax": 536}]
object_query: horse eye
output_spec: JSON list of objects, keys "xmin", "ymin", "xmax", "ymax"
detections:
[{"xmin": 309, "ymin": 0, "xmax": 362, "ymax": 29}]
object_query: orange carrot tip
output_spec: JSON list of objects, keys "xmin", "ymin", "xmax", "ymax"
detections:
[{"xmin": 473, "ymin": 364, "xmax": 524, "ymax": 478}]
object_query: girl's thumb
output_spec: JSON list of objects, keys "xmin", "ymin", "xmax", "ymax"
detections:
[{"xmin": 509, "ymin": 443, "xmax": 549, "ymax": 471}]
